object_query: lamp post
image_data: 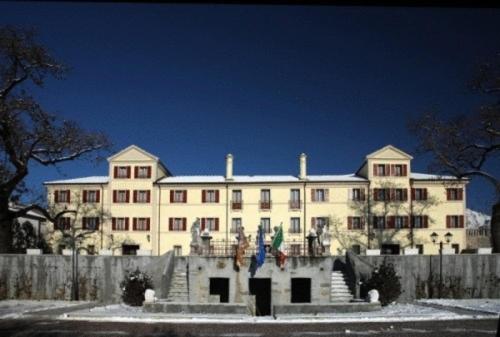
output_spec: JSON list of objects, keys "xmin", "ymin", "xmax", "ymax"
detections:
[{"xmin": 430, "ymin": 231, "xmax": 453, "ymax": 298}]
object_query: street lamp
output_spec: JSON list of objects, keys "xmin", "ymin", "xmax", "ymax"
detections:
[{"xmin": 430, "ymin": 232, "xmax": 453, "ymax": 298}]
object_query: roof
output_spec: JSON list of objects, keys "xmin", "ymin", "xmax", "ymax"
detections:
[
  {"xmin": 157, "ymin": 174, "xmax": 367, "ymax": 184},
  {"xmin": 44, "ymin": 176, "xmax": 109, "ymax": 185},
  {"xmin": 365, "ymin": 145, "xmax": 414, "ymax": 160},
  {"xmin": 410, "ymin": 173, "xmax": 464, "ymax": 180}
]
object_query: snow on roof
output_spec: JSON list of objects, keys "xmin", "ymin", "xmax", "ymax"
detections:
[
  {"xmin": 410, "ymin": 173, "xmax": 460, "ymax": 180},
  {"xmin": 44, "ymin": 176, "xmax": 109, "ymax": 185},
  {"xmin": 157, "ymin": 174, "xmax": 366, "ymax": 184}
]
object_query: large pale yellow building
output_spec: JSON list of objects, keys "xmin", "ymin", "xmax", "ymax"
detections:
[{"xmin": 44, "ymin": 144, "xmax": 467, "ymax": 256}]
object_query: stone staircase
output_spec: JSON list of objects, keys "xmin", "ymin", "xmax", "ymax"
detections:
[
  {"xmin": 166, "ymin": 267, "xmax": 189, "ymax": 302},
  {"xmin": 330, "ymin": 270, "xmax": 353, "ymax": 303}
]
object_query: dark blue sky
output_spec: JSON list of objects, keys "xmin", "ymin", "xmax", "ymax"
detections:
[{"xmin": 1, "ymin": 2, "xmax": 499, "ymax": 212}]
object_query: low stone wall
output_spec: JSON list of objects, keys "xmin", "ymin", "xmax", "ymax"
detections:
[
  {"xmin": 354, "ymin": 254, "xmax": 500, "ymax": 302},
  {"xmin": 0, "ymin": 254, "xmax": 157, "ymax": 303}
]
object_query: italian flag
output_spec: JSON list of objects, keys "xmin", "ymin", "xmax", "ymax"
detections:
[{"xmin": 272, "ymin": 224, "xmax": 287, "ymax": 269}]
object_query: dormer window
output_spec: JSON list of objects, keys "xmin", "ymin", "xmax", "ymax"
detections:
[{"xmin": 114, "ymin": 166, "xmax": 131, "ymax": 178}]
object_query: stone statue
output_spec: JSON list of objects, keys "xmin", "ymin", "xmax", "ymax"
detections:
[{"xmin": 190, "ymin": 218, "xmax": 201, "ymax": 255}]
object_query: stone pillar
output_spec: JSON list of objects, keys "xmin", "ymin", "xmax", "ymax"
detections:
[{"xmin": 201, "ymin": 232, "xmax": 213, "ymax": 256}]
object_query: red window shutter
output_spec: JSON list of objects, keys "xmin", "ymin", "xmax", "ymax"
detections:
[
  {"xmin": 126, "ymin": 190, "xmax": 130, "ymax": 203},
  {"xmin": 373, "ymin": 164, "xmax": 378, "ymax": 176},
  {"xmin": 446, "ymin": 215, "xmax": 450, "ymax": 228},
  {"xmin": 360, "ymin": 189, "xmax": 366, "ymax": 201},
  {"xmin": 126, "ymin": 166, "xmax": 131, "ymax": 178},
  {"xmin": 82, "ymin": 217, "xmax": 87, "ymax": 230},
  {"xmin": 215, "ymin": 190, "xmax": 220, "ymax": 203},
  {"xmin": 114, "ymin": 166, "xmax": 118, "ymax": 178},
  {"xmin": 147, "ymin": 190, "xmax": 151, "ymax": 203},
  {"xmin": 96, "ymin": 190, "xmax": 100, "ymax": 203},
  {"xmin": 134, "ymin": 166, "xmax": 138, "ymax": 178},
  {"xmin": 411, "ymin": 188, "xmax": 415, "ymax": 201},
  {"xmin": 446, "ymin": 189, "xmax": 451, "ymax": 201},
  {"xmin": 361, "ymin": 217, "xmax": 365, "ymax": 229},
  {"xmin": 459, "ymin": 215, "xmax": 464, "ymax": 228},
  {"xmin": 112, "ymin": 218, "xmax": 116, "ymax": 230},
  {"xmin": 113, "ymin": 190, "xmax": 117, "ymax": 203},
  {"xmin": 458, "ymin": 189, "xmax": 463, "ymax": 200},
  {"xmin": 390, "ymin": 164, "xmax": 395, "ymax": 176},
  {"xmin": 202, "ymin": 190, "xmax": 206, "ymax": 203},
  {"xmin": 133, "ymin": 190, "xmax": 138, "ymax": 203},
  {"xmin": 403, "ymin": 189, "xmax": 408, "ymax": 201},
  {"xmin": 215, "ymin": 218, "xmax": 219, "ymax": 231},
  {"xmin": 385, "ymin": 164, "xmax": 390, "ymax": 176},
  {"xmin": 402, "ymin": 164, "xmax": 407, "ymax": 176},
  {"xmin": 83, "ymin": 190, "xmax": 87, "ymax": 203},
  {"xmin": 147, "ymin": 166, "xmax": 152, "ymax": 178},
  {"xmin": 387, "ymin": 216, "xmax": 395, "ymax": 229},
  {"xmin": 55, "ymin": 190, "xmax": 59, "ymax": 203},
  {"xmin": 182, "ymin": 218, "xmax": 187, "ymax": 231},
  {"xmin": 390, "ymin": 189, "xmax": 395, "ymax": 201},
  {"xmin": 183, "ymin": 190, "xmax": 187, "ymax": 203},
  {"xmin": 169, "ymin": 218, "xmax": 173, "ymax": 231},
  {"xmin": 146, "ymin": 218, "xmax": 150, "ymax": 231},
  {"xmin": 347, "ymin": 217, "xmax": 352, "ymax": 230},
  {"xmin": 133, "ymin": 218, "xmax": 137, "ymax": 230},
  {"xmin": 404, "ymin": 216, "xmax": 409, "ymax": 228},
  {"xmin": 125, "ymin": 218, "xmax": 129, "ymax": 230},
  {"xmin": 170, "ymin": 190, "xmax": 174, "ymax": 203},
  {"xmin": 95, "ymin": 218, "xmax": 100, "ymax": 230},
  {"xmin": 373, "ymin": 189, "xmax": 378, "ymax": 201},
  {"xmin": 67, "ymin": 190, "xmax": 71, "ymax": 203},
  {"xmin": 423, "ymin": 189, "xmax": 427, "ymax": 200},
  {"xmin": 311, "ymin": 189, "xmax": 316, "ymax": 202},
  {"xmin": 201, "ymin": 218, "xmax": 206, "ymax": 231},
  {"xmin": 424, "ymin": 215, "xmax": 428, "ymax": 228}
]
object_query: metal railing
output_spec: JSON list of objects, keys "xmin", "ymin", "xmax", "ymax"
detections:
[{"xmin": 198, "ymin": 240, "xmax": 326, "ymax": 257}]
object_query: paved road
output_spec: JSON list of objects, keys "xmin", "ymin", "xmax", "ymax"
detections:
[{"xmin": 0, "ymin": 317, "xmax": 499, "ymax": 337}]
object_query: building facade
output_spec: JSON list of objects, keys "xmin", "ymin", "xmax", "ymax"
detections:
[{"xmin": 44, "ymin": 145, "xmax": 467, "ymax": 256}]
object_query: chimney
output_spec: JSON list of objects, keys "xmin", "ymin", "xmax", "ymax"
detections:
[
  {"xmin": 225, "ymin": 154, "xmax": 233, "ymax": 180},
  {"xmin": 299, "ymin": 153, "xmax": 307, "ymax": 180}
]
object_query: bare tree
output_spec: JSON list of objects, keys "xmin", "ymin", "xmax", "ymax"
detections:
[
  {"xmin": 409, "ymin": 53, "xmax": 500, "ymax": 252},
  {"xmin": 0, "ymin": 26, "xmax": 111, "ymax": 252},
  {"xmin": 46, "ymin": 191, "xmax": 109, "ymax": 300}
]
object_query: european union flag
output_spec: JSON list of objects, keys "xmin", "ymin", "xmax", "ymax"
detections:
[{"xmin": 256, "ymin": 225, "xmax": 266, "ymax": 269}]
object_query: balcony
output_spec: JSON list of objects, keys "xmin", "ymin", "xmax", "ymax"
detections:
[
  {"xmin": 259, "ymin": 200, "xmax": 272, "ymax": 210},
  {"xmin": 231, "ymin": 201, "xmax": 243, "ymax": 210},
  {"xmin": 289, "ymin": 200, "xmax": 301, "ymax": 210}
]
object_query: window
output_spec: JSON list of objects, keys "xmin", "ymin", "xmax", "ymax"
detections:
[
  {"xmin": 113, "ymin": 190, "xmax": 129, "ymax": 203},
  {"xmin": 447, "ymin": 188, "xmax": 463, "ymax": 201},
  {"xmin": 231, "ymin": 218, "xmax": 241, "ymax": 233},
  {"xmin": 447, "ymin": 215, "xmax": 464, "ymax": 228},
  {"xmin": 170, "ymin": 190, "xmax": 187, "ymax": 203},
  {"xmin": 82, "ymin": 217, "xmax": 99, "ymax": 230},
  {"xmin": 392, "ymin": 164, "xmax": 407, "ymax": 176},
  {"xmin": 375, "ymin": 164, "xmax": 388, "ymax": 176},
  {"xmin": 122, "ymin": 244, "xmax": 139, "ymax": 255},
  {"xmin": 373, "ymin": 216, "xmax": 385, "ymax": 229},
  {"xmin": 112, "ymin": 218, "xmax": 129, "ymax": 231},
  {"xmin": 290, "ymin": 218, "xmax": 301, "ymax": 234},
  {"xmin": 114, "ymin": 166, "xmax": 130, "ymax": 178},
  {"xmin": 452, "ymin": 244, "xmax": 460, "ymax": 254},
  {"xmin": 202, "ymin": 218, "xmax": 219, "ymax": 231},
  {"xmin": 290, "ymin": 189, "xmax": 300, "ymax": 209},
  {"xmin": 55, "ymin": 217, "xmax": 71, "ymax": 230},
  {"xmin": 173, "ymin": 245, "xmax": 182, "ymax": 256},
  {"xmin": 351, "ymin": 188, "xmax": 365, "ymax": 201},
  {"xmin": 87, "ymin": 245, "xmax": 95, "ymax": 255},
  {"xmin": 373, "ymin": 188, "xmax": 388, "ymax": 201},
  {"xmin": 395, "ymin": 216, "xmax": 404, "ymax": 229},
  {"xmin": 260, "ymin": 189, "xmax": 271, "ymax": 209},
  {"xmin": 351, "ymin": 244, "xmax": 361, "ymax": 255},
  {"xmin": 412, "ymin": 215, "xmax": 428, "ymax": 228},
  {"xmin": 261, "ymin": 218, "xmax": 271, "ymax": 233},
  {"xmin": 394, "ymin": 189, "xmax": 405, "ymax": 201},
  {"xmin": 55, "ymin": 190, "xmax": 70, "ymax": 203},
  {"xmin": 412, "ymin": 188, "xmax": 427, "ymax": 201},
  {"xmin": 290, "ymin": 244, "xmax": 301, "ymax": 256},
  {"xmin": 169, "ymin": 218, "xmax": 186, "ymax": 231},
  {"xmin": 134, "ymin": 190, "xmax": 150, "ymax": 203},
  {"xmin": 348, "ymin": 216, "xmax": 363, "ymax": 230},
  {"xmin": 202, "ymin": 190, "xmax": 219, "ymax": 203},
  {"xmin": 232, "ymin": 190, "xmax": 242, "ymax": 210},
  {"xmin": 416, "ymin": 244, "xmax": 424, "ymax": 255},
  {"xmin": 312, "ymin": 188, "xmax": 328, "ymax": 202},
  {"xmin": 135, "ymin": 166, "xmax": 151, "ymax": 178},
  {"xmin": 83, "ymin": 190, "xmax": 99, "ymax": 203},
  {"xmin": 133, "ymin": 217, "xmax": 150, "ymax": 231}
]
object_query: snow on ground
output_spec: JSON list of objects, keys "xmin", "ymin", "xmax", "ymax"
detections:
[
  {"xmin": 418, "ymin": 299, "xmax": 500, "ymax": 314},
  {"xmin": 62, "ymin": 302, "xmax": 497, "ymax": 324},
  {"xmin": 0, "ymin": 300, "xmax": 90, "ymax": 319}
]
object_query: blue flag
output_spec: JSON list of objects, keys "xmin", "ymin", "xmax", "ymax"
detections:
[{"xmin": 256, "ymin": 225, "xmax": 266, "ymax": 268}]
